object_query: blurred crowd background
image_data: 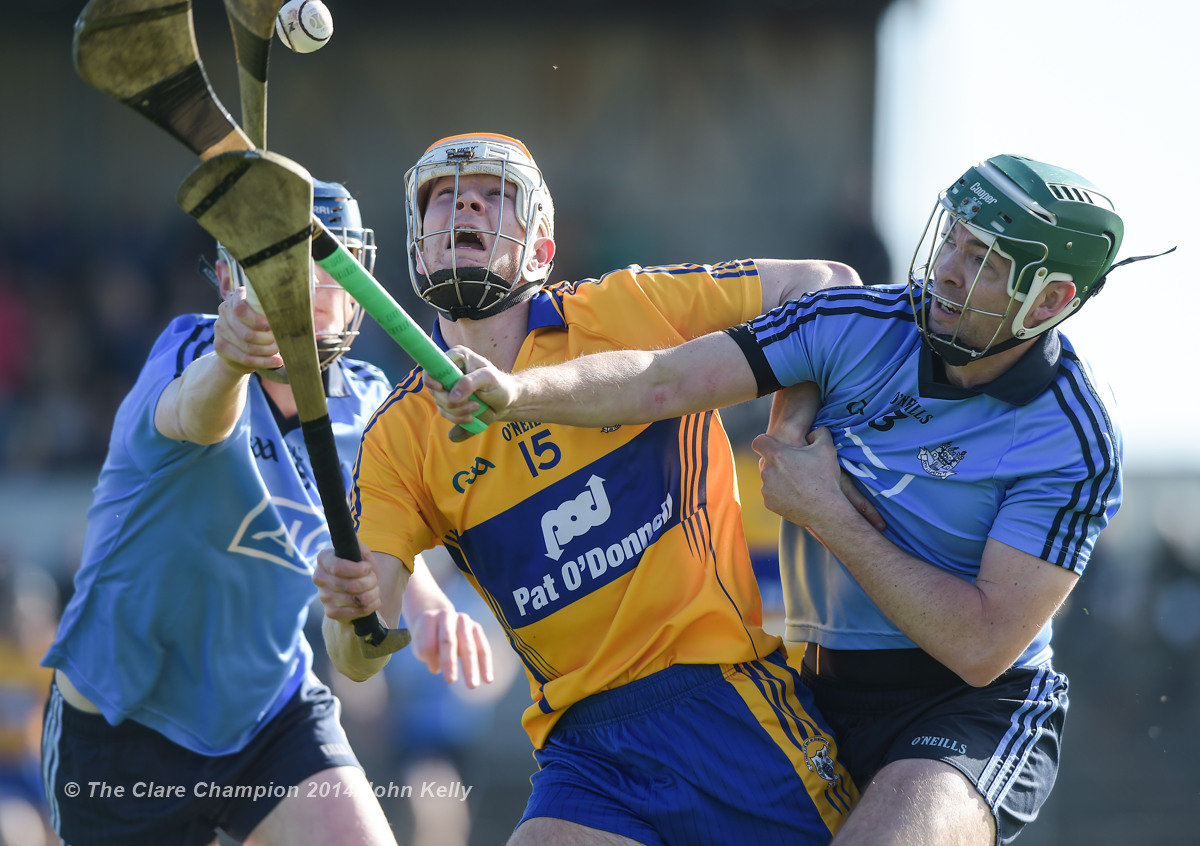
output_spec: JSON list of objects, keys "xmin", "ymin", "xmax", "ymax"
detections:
[{"xmin": 1, "ymin": 1, "xmax": 1196, "ymax": 844}]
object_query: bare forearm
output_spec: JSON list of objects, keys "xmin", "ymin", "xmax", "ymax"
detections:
[
  {"xmin": 155, "ymin": 353, "xmax": 252, "ymax": 444},
  {"xmin": 760, "ymin": 429, "xmax": 1058, "ymax": 685},
  {"xmin": 806, "ymin": 499, "xmax": 1009, "ymax": 684},
  {"xmin": 506, "ymin": 350, "xmax": 662, "ymax": 425},
  {"xmin": 765, "ymin": 383, "xmax": 822, "ymax": 445},
  {"xmin": 318, "ymin": 549, "xmax": 410, "ymax": 682},
  {"xmin": 404, "ymin": 554, "xmax": 456, "ymax": 617},
  {"xmin": 505, "ymin": 334, "xmax": 758, "ymax": 426}
]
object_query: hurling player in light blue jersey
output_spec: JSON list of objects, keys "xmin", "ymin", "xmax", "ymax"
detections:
[
  {"xmin": 432, "ymin": 154, "xmax": 1167, "ymax": 845},
  {"xmin": 41, "ymin": 181, "xmax": 494, "ymax": 846}
]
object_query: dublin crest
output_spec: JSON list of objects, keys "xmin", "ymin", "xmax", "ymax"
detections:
[{"xmin": 918, "ymin": 442, "xmax": 967, "ymax": 479}]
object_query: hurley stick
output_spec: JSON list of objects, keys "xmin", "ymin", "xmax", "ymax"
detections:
[
  {"xmin": 177, "ymin": 149, "xmax": 410, "ymax": 659},
  {"xmin": 222, "ymin": 0, "xmax": 283, "ymax": 148},
  {"xmin": 72, "ymin": 0, "xmax": 253, "ymax": 160},
  {"xmin": 73, "ymin": 0, "xmax": 488, "ymax": 436}
]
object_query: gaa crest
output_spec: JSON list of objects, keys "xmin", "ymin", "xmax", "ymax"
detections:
[{"xmin": 918, "ymin": 441, "xmax": 966, "ymax": 479}]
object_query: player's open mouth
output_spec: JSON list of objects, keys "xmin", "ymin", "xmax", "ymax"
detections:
[
  {"xmin": 452, "ymin": 229, "xmax": 487, "ymax": 251},
  {"xmin": 934, "ymin": 295, "xmax": 962, "ymax": 316}
]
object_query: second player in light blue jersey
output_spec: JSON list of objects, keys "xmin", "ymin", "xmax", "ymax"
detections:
[
  {"xmin": 41, "ymin": 181, "xmax": 494, "ymax": 846},
  {"xmin": 431, "ymin": 154, "xmax": 1158, "ymax": 845}
]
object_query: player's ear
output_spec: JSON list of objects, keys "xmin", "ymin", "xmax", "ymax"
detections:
[
  {"xmin": 1033, "ymin": 279, "xmax": 1077, "ymax": 321},
  {"xmin": 530, "ymin": 233, "xmax": 555, "ymax": 272}
]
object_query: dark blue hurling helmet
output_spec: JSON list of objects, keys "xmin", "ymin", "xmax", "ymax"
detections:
[
  {"xmin": 217, "ymin": 178, "xmax": 374, "ymax": 373},
  {"xmin": 313, "ymin": 179, "xmax": 377, "ymax": 276}
]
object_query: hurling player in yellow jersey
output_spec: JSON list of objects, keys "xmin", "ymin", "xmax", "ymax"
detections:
[{"xmin": 315, "ymin": 133, "xmax": 864, "ymax": 845}]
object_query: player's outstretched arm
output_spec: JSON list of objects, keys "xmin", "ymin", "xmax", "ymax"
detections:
[
  {"xmin": 432, "ymin": 331, "xmax": 761, "ymax": 429},
  {"xmin": 429, "ymin": 259, "xmax": 859, "ymax": 434},
  {"xmin": 315, "ymin": 542, "xmax": 408, "ymax": 682},
  {"xmin": 155, "ymin": 287, "xmax": 283, "ymax": 444}
]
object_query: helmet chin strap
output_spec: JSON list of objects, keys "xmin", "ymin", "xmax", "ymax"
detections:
[
  {"xmin": 925, "ymin": 333, "xmax": 1028, "ymax": 367},
  {"xmin": 455, "ymin": 280, "xmax": 543, "ymax": 320},
  {"xmin": 422, "ymin": 267, "xmax": 543, "ymax": 321}
]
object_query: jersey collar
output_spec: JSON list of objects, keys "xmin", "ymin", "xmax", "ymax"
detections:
[
  {"xmin": 431, "ymin": 289, "xmax": 566, "ymax": 351},
  {"xmin": 256, "ymin": 365, "xmax": 349, "ymax": 435},
  {"xmin": 324, "ymin": 360, "xmax": 351, "ymax": 397},
  {"xmin": 919, "ymin": 329, "xmax": 1062, "ymax": 407}
]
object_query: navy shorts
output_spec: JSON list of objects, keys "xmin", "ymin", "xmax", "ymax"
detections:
[
  {"xmin": 41, "ymin": 672, "xmax": 362, "ymax": 846},
  {"xmin": 799, "ymin": 648, "xmax": 1068, "ymax": 846},
  {"xmin": 521, "ymin": 653, "xmax": 858, "ymax": 845}
]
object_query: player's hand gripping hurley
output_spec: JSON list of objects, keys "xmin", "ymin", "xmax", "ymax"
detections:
[
  {"xmin": 71, "ymin": 0, "xmax": 490, "ymax": 438},
  {"xmin": 71, "ymin": 0, "xmax": 486, "ymax": 657},
  {"xmin": 176, "ymin": 149, "xmax": 409, "ymax": 659}
]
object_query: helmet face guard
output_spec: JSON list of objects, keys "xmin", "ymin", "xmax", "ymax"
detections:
[
  {"xmin": 405, "ymin": 133, "xmax": 555, "ymax": 320},
  {"xmin": 908, "ymin": 154, "xmax": 1123, "ymax": 365},
  {"xmin": 222, "ymin": 178, "xmax": 374, "ymax": 374}
]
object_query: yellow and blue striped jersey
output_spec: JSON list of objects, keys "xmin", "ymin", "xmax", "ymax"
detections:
[{"xmin": 353, "ymin": 261, "xmax": 781, "ymax": 747}]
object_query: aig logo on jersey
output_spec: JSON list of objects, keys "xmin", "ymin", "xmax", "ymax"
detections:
[
  {"xmin": 918, "ymin": 441, "xmax": 967, "ymax": 479},
  {"xmin": 453, "ymin": 457, "xmax": 496, "ymax": 493},
  {"xmin": 227, "ymin": 494, "xmax": 328, "ymax": 574}
]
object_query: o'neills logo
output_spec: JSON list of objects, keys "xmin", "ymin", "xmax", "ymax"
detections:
[
  {"xmin": 911, "ymin": 735, "xmax": 968, "ymax": 755},
  {"xmin": 969, "ymin": 181, "xmax": 998, "ymax": 205}
]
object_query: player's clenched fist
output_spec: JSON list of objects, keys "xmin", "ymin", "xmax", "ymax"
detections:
[
  {"xmin": 314, "ymin": 544, "xmax": 383, "ymax": 620},
  {"xmin": 212, "ymin": 287, "xmax": 283, "ymax": 375},
  {"xmin": 427, "ymin": 346, "xmax": 518, "ymax": 425}
]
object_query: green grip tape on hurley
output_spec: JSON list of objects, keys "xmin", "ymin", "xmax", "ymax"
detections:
[{"xmin": 313, "ymin": 229, "xmax": 487, "ymax": 435}]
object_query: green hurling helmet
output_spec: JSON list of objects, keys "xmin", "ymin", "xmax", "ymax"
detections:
[{"xmin": 909, "ymin": 154, "xmax": 1124, "ymax": 364}]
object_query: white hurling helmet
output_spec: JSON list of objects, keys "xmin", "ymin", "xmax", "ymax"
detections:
[{"xmin": 405, "ymin": 133, "xmax": 555, "ymax": 320}]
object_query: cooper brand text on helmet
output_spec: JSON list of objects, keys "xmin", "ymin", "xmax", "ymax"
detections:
[{"xmin": 969, "ymin": 183, "xmax": 998, "ymax": 205}]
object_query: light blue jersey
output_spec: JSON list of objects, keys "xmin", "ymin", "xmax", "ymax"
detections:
[
  {"xmin": 726, "ymin": 283, "xmax": 1122, "ymax": 667},
  {"xmin": 43, "ymin": 314, "xmax": 390, "ymax": 755}
]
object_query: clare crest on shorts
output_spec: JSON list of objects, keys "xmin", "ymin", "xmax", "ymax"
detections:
[{"xmin": 802, "ymin": 735, "xmax": 840, "ymax": 786}]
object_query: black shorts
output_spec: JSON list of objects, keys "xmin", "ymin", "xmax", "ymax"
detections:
[
  {"xmin": 41, "ymin": 672, "xmax": 362, "ymax": 846},
  {"xmin": 801, "ymin": 647, "xmax": 1068, "ymax": 846}
]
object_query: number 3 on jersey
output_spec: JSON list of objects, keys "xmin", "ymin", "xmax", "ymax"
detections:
[{"xmin": 518, "ymin": 429, "xmax": 561, "ymax": 477}]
